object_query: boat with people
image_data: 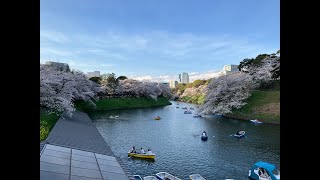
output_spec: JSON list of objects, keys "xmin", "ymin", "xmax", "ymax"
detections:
[
  {"xmin": 248, "ymin": 161, "xmax": 280, "ymax": 180},
  {"xmin": 155, "ymin": 172, "xmax": 181, "ymax": 180},
  {"xmin": 154, "ymin": 116, "xmax": 161, "ymax": 120},
  {"xmin": 189, "ymin": 174, "xmax": 206, "ymax": 180},
  {"xmin": 233, "ymin": 130, "xmax": 246, "ymax": 138},
  {"xmin": 250, "ymin": 119, "xmax": 263, "ymax": 124},
  {"xmin": 193, "ymin": 114, "xmax": 202, "ymax": 118},
  {"xmin": 184, "ymin": 110, "xmax": 192, "ymax": 114},
  {"xmin": 201, "ymin": 131, "xmax": 208, "ymax": 141},
  {"xmin": 190, "ymin": 108, "xmax": 194, "ymax": 110},
  {"xmin": 128, "ymin": 152, "xmax": 155, "ymax": 159},
  {"xmin": 182, "ymin": 107, "xmax": 188, "ymax": 109},
  {"xmin": 128, "ymin": 147, "xmax": 155, "ymax": 159}
]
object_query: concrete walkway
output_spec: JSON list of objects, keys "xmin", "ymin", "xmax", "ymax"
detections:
[
  {"xmin": 41, "ymin": 111, "xmax": 132, "ymax": 180},
  {"xmin": 45, "ymin": 111, "xmax": 114, "ymax": 155}
]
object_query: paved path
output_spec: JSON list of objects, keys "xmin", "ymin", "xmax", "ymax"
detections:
[
  {"xmin": 45, "ymin": 111, "xmax": 114, "ymax": 156},
  {"xmin": 40, "ymin": 144, "xmax": 130, "ymax": 180},
  {"xmin": 41, "ymin": 111, "xmax": 133, "ymax": 180}
]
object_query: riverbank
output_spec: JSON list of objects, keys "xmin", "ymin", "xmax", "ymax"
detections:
[
  {"xmin": 75, "ymin": 96, "xmax": 172, "ymax": 112},
  {"xmin": 224, "ymin": 90, "xmax": 280, "ymax": 124},
  {"xmin": 40, "ymin": 96, "xmax": 171, "ymax": 141}
]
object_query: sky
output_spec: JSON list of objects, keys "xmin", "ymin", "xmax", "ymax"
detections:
[{"xmin": 40, "ymin": 0, "xmax": 280, "ymax": 82}]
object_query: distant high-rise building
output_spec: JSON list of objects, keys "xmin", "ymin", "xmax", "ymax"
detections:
[
  {"xmin": 87, "ymin": 71, "xmax": 100, "ymax": 78},
  {"xmin": 179, "ymin": 72, "xmax": 189, "ymax": 84},
  {"xmin": 169, "ymin": 80, "xmax": 178, "ymax": 88},
  {"xmin": 46, "ymin": 61, "xmax": 70, "ymax": 71},
  {"xmin": 222, "ymin": 65, "xmax": 239, "ymax": 75}
]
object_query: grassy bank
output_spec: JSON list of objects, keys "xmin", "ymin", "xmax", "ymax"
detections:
[
  {"xmin": 180, "ymin": 95, "xmax": 205, "ymax": 105},
  {"xmin": 40, "ymin": 108, "xmax": 61, "ymax": 142},
  {"xmin": 75, "ymin": 96, "xmax": 172, "ymax": 112},
  {"xmin": 40, "ymin": 96, "xmax": 171, "ymax": 141},
  {"xmin": 225, "ymin": 90, "xmax": 280, "ymax": 124}
]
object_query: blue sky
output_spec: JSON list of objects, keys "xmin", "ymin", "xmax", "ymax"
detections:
[{"xmin": 40, "ymin": 0, "xmax": 279, "ymax": 81}]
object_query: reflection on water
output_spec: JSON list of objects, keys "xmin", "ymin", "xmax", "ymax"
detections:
[{"xmin": 90, "ymin": 101, "xmax": 280, "ymax": 179}]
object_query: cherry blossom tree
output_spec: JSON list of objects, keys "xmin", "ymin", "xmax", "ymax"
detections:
[
  {"xmin": 116, "ymin": 79, "xmax": 172, "ymax": 99},
  {"xmin": 249, "ymin": 55, "xmax": 280, "ymax": 89},
  {"xmin": 157, "ymin": 83, "xmax": 172, "ymax": 98},
  {"xmin": 40, "ymin": 64, "xmax": 101, "ymax": 116},
  {"xmin": 198, "ymin": 72, "xmax": 254, "ymax": 115}
]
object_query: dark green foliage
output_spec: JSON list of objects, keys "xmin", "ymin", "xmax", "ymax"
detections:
[
  {"xmin": 175, "ymin": 83, "xmax": 187, "ymax": 93},
  {"xmin": 238, "ymin": 58, "xmax": 254, "ymax": 72},
  {"xmin": 89, "ymin": 77, "xmax": 102, "ymax": 84},
  {"xmin": 253, "ymin": 54, "xmax": 269, "ymax": 66},
  {"xmin": 116, "ymin": 76, "xmax": 128, "ymax": 81},
  {"xmin": 75, "ymin": 96, "xmax": 171, "ymax": 112},
  {"xmin": 190, "ymin": 80, "xmax": 207, "ymax": 88}
]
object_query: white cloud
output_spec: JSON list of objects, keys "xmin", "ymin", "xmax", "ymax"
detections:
[
  {"xmin": 40, "ymin": 30, "xmax": 69, "ymax": 43},
  {"xmin": 40, "ymin": 29, "xmax": 278, "ymax": 76},
  {"xmin": 41, "ymin": 30, "xmax": 269, "ymax": 61},
  {"xmin": 130, "ymin": 75, "xmax": 153, "ymax": 81},
  {"xmin": 129, "ymin": 70, "xmax": 223, "ymax": 83},
  {"xmin": 189, "ymin": 70, "xmax": 222, "ymax": 82}
]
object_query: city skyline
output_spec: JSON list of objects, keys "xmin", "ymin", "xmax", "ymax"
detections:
[
  {"xmin": 41, "ymin": 0, "xmax": 279, "ymax": 79},
  {"xmin": 41, "ymin": 60, "xmax": 226, "ymax": 83}
]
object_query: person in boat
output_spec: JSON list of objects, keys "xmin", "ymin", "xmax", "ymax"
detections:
[
  {"xmin": 146, "ymin": 148, "xmax": 152, "ymax": 155},
  {"xmin": 131, "ymin": 146, "xmax": 136, "ymax": 153},
  {"xmin": 259, "ymin": 168, "xmax": 269, "ymax": 178},
  {"xmin": 140, "ymin": 147, "xmax": 145, "ymax": 154}
]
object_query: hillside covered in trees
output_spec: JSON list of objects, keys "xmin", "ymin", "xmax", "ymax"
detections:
[
  {"xmin": 40, "ymin": 64, "xmax": 173, "ymax": 141},
  {"xmin": 173, "ymin": 50, "xmax": 280, "ymax": 123}
]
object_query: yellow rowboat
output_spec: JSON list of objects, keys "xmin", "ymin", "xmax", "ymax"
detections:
[
  {"xmin": 128, "ymin": 152, "xmax": 155, "ymax": 159},
  {"xmin": 153, "ymin": 117, "xmax": 161, "ymax": 120}
]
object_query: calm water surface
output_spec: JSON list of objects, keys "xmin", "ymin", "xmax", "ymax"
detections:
[{"xmin": 90, "ymin": 101, "xmax": 280, "ymax": 180}]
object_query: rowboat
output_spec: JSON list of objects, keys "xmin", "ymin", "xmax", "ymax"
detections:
[
  {"xmin": 128, "ymin": 152, "xmax": 155, "ymax": 159},
  {"xmin": 133, "ymin": 175, "xmax": 143, "ymax": 180},
  {"xmin": 189, "ymin": 174, "xmax": 206, "ymax": 180},
  {"xmin": 233, "ymin": 131, "xmax": 246, "ymax": 138},
  {"xmin": 184, "ymin": 110, "xmax": 192, "ymax": 114},
  {"xmin": 250, "ymin": 119, "xmax": 263, "ymax": 124},
  {"xmin": 133, "ymin": 175, "xmax": 157, "ymax": 180},
  {"xmin": 143, "ymin": 176, "xmax": 157, "ymax": 180},
  {"xmin": 201, "ymin": 131, "xmax": 208, "ymax": 141},
  {"xmin": 248, "ymin": 161, "xmax": 280, "ymax": 180},
  {"xmin": 155, "ymin": 172, "xmax": 181, "ymax": 180},
  {"xmin": 154, "ymin": 117, "xmax": 161, "ymax": 120}
]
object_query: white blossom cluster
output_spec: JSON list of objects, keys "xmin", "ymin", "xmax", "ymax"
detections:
[{"xmin": 40, "ymin": 64, "xmax": 101, "ymax": 116}]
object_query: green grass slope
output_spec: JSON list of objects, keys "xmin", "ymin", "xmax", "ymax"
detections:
[{"xmin": 226, "ymin": 90, "xmax": 280, "ymax": 124}]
